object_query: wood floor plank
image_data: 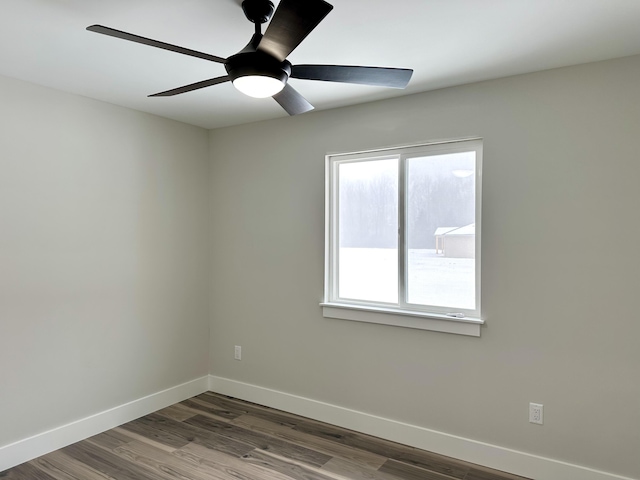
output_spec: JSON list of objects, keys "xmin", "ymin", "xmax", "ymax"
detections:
[
  {"xmin": 378, "ymin": 459, "xmax": 459, "ymax": 480},
  {"xmin": 119, "ymin": 417, "xmax": 191, "ymax": 450},
  {"xmin": 464, "ymin": 467, "xmax": 530, "ymax": 480},
  {"xmin": 111, "ymin": 440, "xmax": 229, "ymax": 480},
  {"xmin": 61, "ymin": 441, "xmax": 169, "ymax": 480},
  {"xmin": 233, "ymin": 414, "xmax": 387, "ymax": 469},
  {"xmin": 177, "ymin": 398, "xmax": 239, "ymax": 423},
  {"xmin": 239, "ymin": 449, "xmax": 340, "ymax": 480},
  {"xmin": 175, "ymin": 442, "xmax": 298, "ymax": 480},
  {"xmin": 155, "ymin": 404, "xmax": 198, "ymax": 422},
  {"xmin": 386, "ymin": 450, "xmax": 470, "ymax": 479},
  {"xmin": 111, "ymin": 427, "xmax": 177, "ymax": 454},
  {"xmin": 291, "ymin": 420, "xmax": 470, "ymax": 479},
  {"xmin": 197, "ymin": 393, "xmax": 302, "ymax": 427},
  {"xmin": 29, "ymin": 451, "xmax": 113, "ymax": 480},
  {"xmin": 183, "ymin": 395, "xmax": 248, "ymax": 421},
  {"xmin": 388, "ymin": 446, "xmax": 527, "ymax": 480},
  {"xmin": 185, "ymin": 414, "xmax": 332, "ymax": 468},
  {"xmin": 0, "ymin": 462, "xmax": 58, "ymax": 480},
  {"xmin": 133, "ymin": 414, "xmax": 201, "ymax": 443},
  {"xmin": 133, "ymin": 413, "xmax": 256, "ymax": 458},
  {"xmin": 321, "ymin": 457, "xmax": 389, "ymax": 480},
  {"xmin": 85, "ymin": 430, "xmax": 130, "ymax": 451}
]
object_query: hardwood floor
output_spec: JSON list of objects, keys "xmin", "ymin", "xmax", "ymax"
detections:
[{"xmin": 0, "ymin": 392, "xmax": 531, "ymax": 480}]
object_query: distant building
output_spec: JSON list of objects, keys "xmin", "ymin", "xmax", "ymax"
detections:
[
  {"xmin": 433, "ymin": 227, "xmax": 457, "ymax": 254},
  {"xmin": 434, "ymin": 224, "xmax": 475, "ymax": 258}
]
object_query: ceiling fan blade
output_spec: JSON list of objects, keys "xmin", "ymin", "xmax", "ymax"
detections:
[
  {"xmin": 273, "ymin": 84, "xmax": 314, "ymax": 115},
  {"xmin": 87, "ymin": 25, "xmax": 226, "ymax": 64},
  {"xmin": 258, "ymin": 0, "xmax": 333, "ymax": 62},
  {"xmin": 149, "ymin": 76, "xmax": 231, "ymax": 97},
  {"xmin": 291, "ymin": 65, "xmax": 413, "ymax": 89}
]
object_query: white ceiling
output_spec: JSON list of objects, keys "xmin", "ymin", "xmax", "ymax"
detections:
[{"xmin": 2, "ymin": 0, "xmax": 640, "ymax": 129}]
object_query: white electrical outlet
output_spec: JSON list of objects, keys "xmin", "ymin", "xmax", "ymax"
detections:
[
  {"xmin": 234, "ymin": 345, "xmax": 242, "ymax": 360},
  {"xmin": 529, "ymin": 403, "xmax": 543, "ymax": 425}
]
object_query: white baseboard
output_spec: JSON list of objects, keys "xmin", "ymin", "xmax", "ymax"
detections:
[
  {"xmin": 208, "ymin": 375, "xmax": 636, "ymax": 480},
  {"xmin": 0, "ymin": 375, "xmax": 209, "ymax": 472}
]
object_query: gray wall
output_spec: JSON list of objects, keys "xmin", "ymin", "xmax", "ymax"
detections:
[
  {"xmin": 0, "ymin": 75, "xmax": 211, "ymax": 447},
  {"xmin": 208, "ymin": 55, "xmax": 640, "ymax": 478}
]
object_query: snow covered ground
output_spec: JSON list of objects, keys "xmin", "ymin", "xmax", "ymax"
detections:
[{"xmin": 338, "ymin": 248, "xmax": 475, "ymax": 309}]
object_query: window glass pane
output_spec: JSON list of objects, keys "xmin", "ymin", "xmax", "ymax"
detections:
[
  {"xmin": 406, "ymin": 152, "xmax": 476, "ymax": 309},
  {"xmin": 338, "ymin": 158, "xmax": 398, "ymax": 303}
]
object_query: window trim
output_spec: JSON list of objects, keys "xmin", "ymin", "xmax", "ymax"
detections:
[{"xmin": 322, "ymin": 138, "xmax": 484, "ymax": 337}]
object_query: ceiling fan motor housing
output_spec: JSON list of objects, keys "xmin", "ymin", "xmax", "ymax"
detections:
[
  {"xmin": 225, "ymin": 51, "xmax": 291, "ymax": 85},
  {"xmin": 242, "ymin": 0, "xmax": 275, "ymax": 24}
]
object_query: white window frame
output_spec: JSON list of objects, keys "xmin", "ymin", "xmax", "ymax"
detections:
[{"xmin": 321, "ymin": 138, "xmax": 484, "ymax": 337}]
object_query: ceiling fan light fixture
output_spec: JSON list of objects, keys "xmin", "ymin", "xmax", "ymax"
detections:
[
  {"xmin": 225, "ymin": 51, "xmax": 291, "ymax": 99},
  {"xmin": 233, "ymin": 74, "xmax": 285, "ymax": 98}
]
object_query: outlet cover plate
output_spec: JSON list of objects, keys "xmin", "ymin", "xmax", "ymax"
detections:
[{"xmin": 529, "ymin": 403, "xmax": 543, "ymax": 425}]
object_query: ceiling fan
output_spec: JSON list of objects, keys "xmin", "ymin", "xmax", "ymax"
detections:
[{"xmin": 87, "ymin": 0, "xmax": 413, "ymax": 115}]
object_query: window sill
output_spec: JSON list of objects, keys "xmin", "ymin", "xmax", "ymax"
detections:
[{"xmin": 320, "ymin": 303, "xmax": 484, "ymax": 337}]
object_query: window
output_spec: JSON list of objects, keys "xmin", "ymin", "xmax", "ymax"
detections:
[{"xmin": 322, "ymin": 139, "xmax": 483, "ymax": 336}]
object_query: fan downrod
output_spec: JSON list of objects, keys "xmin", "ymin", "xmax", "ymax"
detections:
[{"xmin": 241, "ymin": 0, "xmax": 275, "ymax": 24}]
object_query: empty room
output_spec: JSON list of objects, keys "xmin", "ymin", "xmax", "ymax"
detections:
[{"xmin": 1, "ymin": 1, "xmax": 639, "ymax": 480}]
